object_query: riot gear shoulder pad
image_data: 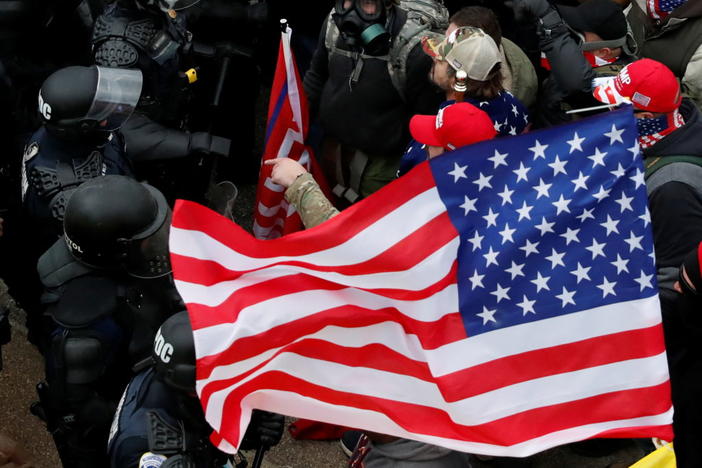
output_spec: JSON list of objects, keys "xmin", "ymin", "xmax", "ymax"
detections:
[{"xmin": 38, "ymin": 240, "xmax": 93, "ymax": 290}]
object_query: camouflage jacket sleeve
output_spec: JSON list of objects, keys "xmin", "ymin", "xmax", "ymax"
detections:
[{"xmin": 284, "ymin": 173, "xmax": 339, "ymax": 229}]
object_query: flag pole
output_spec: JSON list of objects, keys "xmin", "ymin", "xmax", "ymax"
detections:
[{"xmin": 280, "ymin": 18, "xmax": 289, "ymax": 33}]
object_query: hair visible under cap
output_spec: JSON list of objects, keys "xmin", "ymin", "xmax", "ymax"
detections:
[
  {"xmin": 450, "ymin": 6, "xmax": 502, "ymax": 48},
  {"xmin": 448, "ymin": 62, "xmax": 504, "ymax": 100}
]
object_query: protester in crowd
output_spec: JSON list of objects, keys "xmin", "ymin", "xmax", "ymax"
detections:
[
  {"xmin": 515, "ymin": 0, "xmax": 636, "ymax": 126},
  {"xmin": 593, "ymin": 58, "xmax": 702, "ymax": 468},
  {"xmin": 627, "ymin": 0, "xmax": 702, "ymax": 109},
  {"xmin": 399, "ymin": 26, "xmax": 529, "ymax": 177},
  {"xmin": 303, "ymin": 0, "xmax": 444, "ymax": 205},
  {"xmin": 448, "ymin": 6, "xmax": 538, "ymax": 109},
  {"xmin": 266, "ymin": 101, "xmax": 496, "ymax": 227}
]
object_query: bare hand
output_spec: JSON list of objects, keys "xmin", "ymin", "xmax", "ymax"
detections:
[{"xmin": 264, "ymin": 158, "xmax": 308, "ymax": 189}]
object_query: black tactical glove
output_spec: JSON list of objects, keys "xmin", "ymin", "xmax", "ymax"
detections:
[
  {"xmin": 189, "ymin": 132, "xmax": 231, "ymax": 158},
  {"xmin": 240, "ymin": 410, "xmax": 285, "ymax": 450},
  {"xmin": 513, "ymin": 0, "xmax": 553, "ymax": 21}
]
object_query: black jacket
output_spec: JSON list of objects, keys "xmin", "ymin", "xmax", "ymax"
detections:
[
  {"xmin": 645, "ymin": 100, "xmax": 702, "ymax": 294},
  {"xmin": 536, "ymin": 6, "xmax": 635, "ymax": 127},
  {"xmin": 303, "ymin": 7, "xmax": 442, "ymax": 157}
]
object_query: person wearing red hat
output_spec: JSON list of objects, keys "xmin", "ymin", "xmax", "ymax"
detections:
[
  {"xmin": 593, "ymin": 58, "xmax": 686, "ymax": 148},
  {"xmin": 408, "ymin": 102, "xmax": 497, "ymax": 159},
  {"xmin": 265, "ymin": 102, "xmax": 497, "ymax": 231},
  {"xmin": 594, "ymin": 58, "xmax": 702, "ymax": 468}
]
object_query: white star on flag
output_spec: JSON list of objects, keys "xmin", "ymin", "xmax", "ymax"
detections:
[
  {"xmin": 567, "ymin": 132, "xmax": 585, "ymax": 153},
  {"xmin": 529, "ymin": 139, "xmax": 548, "ymax": 159},
  {"xmin": 488, "ymin": 149, "xmax": 509, "ymax": 169},
  {"xmin": 448, "ymin": 163, "xmax": 468, "ymax": 182},
  {"xmin": 605, "ymin": 124, "xmax": 625, "ymax": 144},
  {"xmin": 460, "ymin": 196, "xmax": 478, "ymax": 215}
]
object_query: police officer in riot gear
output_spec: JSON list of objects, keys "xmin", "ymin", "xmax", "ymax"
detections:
[
  {"xmin": 22, "ymin": 65, "xmax": 141, "ymax": 246},
  {"xmin": 108, "ymin": 311, "xmax": 285, "ymax": 468},
  {"xmin": 91, "ymin": 0, "xmax": 232, "ymax": 202},
  {"xmin": 35, "ymin": 175, "xmax": 183, "ymax": 467},
  {"xmin": 19, "ymin": 65, "xmax": 141, "ymax": 347}
]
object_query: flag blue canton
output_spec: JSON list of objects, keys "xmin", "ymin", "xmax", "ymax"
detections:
[{"xmin": 430, "ymin": 109, "xmax": 657, "ymax": 337}]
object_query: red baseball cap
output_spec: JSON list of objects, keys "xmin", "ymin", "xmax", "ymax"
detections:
[
  {"xmin": 593, "ymin": 58, "xmax": 682, "ymax": 113},
  {"xmin": 409, "ymin": 102, "xmax": 497, "ymax": 151}
]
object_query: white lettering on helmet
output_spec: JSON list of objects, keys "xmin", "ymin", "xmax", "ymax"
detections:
[
  {"xmin": 154, "ymin": 329, "xmax": 174, "ymax": 363},
  {"xmin": 38, "ymin": 92, "xmax": 52, "ymax": 120},
  {"xmin": 64, "ymin": 233, "xmax": 83, "ymax": 254}
]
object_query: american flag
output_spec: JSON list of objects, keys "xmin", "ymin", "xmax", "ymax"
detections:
[
  {"xmin": 646, "ymin": 0, "xmax": 686, "ymax": 20},
  {"xmin": 170, "ymin": 108, "xmax": 673, "ymax": 456},
  {"xmin": 253, "ymin": 24, "xmax": 330, "ymax": 239}
]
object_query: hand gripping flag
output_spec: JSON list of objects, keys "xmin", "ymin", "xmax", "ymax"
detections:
[
  {"xmin": 253, "ymin": 23, "xmax": 330, "ymax": 239},
  {"xmin": 170, "ymin": 108, "xmax": 673, "ymax": 456}
]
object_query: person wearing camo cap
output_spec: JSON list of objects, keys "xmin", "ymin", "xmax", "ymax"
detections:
[{"xmin": 398, "ymin": 26, "xmax": 529, "ymax": 177}]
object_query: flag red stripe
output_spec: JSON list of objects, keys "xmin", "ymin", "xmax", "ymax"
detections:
[
  {"xmin": 183, "ymin": 261, "xmax": 459, "ymax": 331},
  {"xmin": 172, "ymin": 212, "xmax": 455, "ymax": 283},
  {"xmin": 175, "ymin": 164, "xmax": 436, "ymax": 258},
  {"xmin": 436, "ymin": 324, "xmax": 666, "ymax": 401},
  {"xmin": 195, "ymin": 304, "xmax": 466, "ymax": 383},
  {"xmin": 214, "ymin": 371, "xmax": 671, "ymax": 447},
  {"xmin": 197, "ymin": 324, "xmax": 664, "ymax": 408}
]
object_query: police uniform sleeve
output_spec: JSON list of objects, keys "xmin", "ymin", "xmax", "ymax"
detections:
[
  {"xmin": 405, "ymin": 43, "xmax": 443, "ymax": 115},
  {"xmin": 303, "ymin": 17, "xmax": 330, "ymax": 116},
  {"xmin": 284, "ymin": 173, "xmax": 339, "ymax": 229}
]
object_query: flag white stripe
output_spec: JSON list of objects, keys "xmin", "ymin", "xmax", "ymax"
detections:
[
  {"xmin": 193, "ymin": 295, "xmax": 660, "ymax": 374},
  {"xmin": 170, "ymin": 187, "xmax": 445, "ymax": 271},
  {"xmin": 178, "ymin": 238, "xmax": 457, "ymax": 309},
  {"xmin": 229, "ymin": 390, "xmax": 673, "ymax": 457},
  {"xmin": 262, "ymin": 177, "xmax": 285, "ymax": 193},
  {"xmin": 191, "ymin": 283, "xmax": 458, "ymax": 358},
  {"xmin": 204, "ymin": 351, "xmax": 669, "ymax": 431}
]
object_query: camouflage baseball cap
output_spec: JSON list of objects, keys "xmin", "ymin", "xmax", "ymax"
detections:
[{"xmin": 422, "ymin": 26, "xmax": 501, "ymax": 81}]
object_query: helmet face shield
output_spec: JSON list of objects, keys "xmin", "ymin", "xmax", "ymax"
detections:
[
  {"xmin": 126, "ymin": 185, "xmax": 172, "ymax": 279},
  {"xmin": 86, "ymin": 67, "xmax": 143, "ymax": 131}
]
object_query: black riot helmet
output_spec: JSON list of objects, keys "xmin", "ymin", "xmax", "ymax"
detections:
[
  {"xmin": 333, "ymin": 0, "xmax": 394, "ymax": 55},
  {"xmin": 63, "ymin": 175, "xmax": 172, "ymax": 278},
  {"xmin": 152, "ymin": 311, "xmax": 196, "ymax": 394},
  {"xmin": 38, "ymin": 65, "xmax": 142, "ymax": 142}
]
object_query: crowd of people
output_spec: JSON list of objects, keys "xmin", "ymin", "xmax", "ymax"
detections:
[{"xmin": 1, "ymin": 0, "xmax": 702, "ymax": 467}]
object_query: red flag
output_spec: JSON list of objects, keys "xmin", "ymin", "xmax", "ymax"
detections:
[
  {"xmin": 253, "ymin": 24, "xmax": 330, "ymax": 239},
  {"xmin": 171, "ymin": 109, "xmax": 672, "ymax": 456}
]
